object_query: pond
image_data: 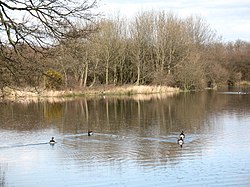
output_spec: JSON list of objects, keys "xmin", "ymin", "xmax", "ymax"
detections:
[{"xmin": 0, "ymin": 89, "xmax": 250, "ymax": 186}]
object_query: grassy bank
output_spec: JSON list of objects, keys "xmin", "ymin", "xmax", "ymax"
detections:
[
  {"xmin": 65, "ymin": 85, "xmax": 179, "ymax": 97},
  {"xmin": 1, "ymin": 85, "xmax": 179, "ymax": 100},
  {"xmin": 240, "ymin": 81, "xmax": 250, "ymax": 86}
]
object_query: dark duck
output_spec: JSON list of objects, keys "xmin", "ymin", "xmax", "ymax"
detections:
[
  {"xmin": 88, "ymin": 130, "xmax": 93, "ymax": 136},
  {"xmin": 179, "ymin": 131, "xmax": 185, "ymax": 139},
  {"xmin": 177, "ymin": 137, "xmax": 184, "ymax": 148},
  {"xmin": 49, "ymin": 137, "xmax": 56, "ymax": 145}
]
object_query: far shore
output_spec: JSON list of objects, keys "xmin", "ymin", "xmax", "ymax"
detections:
[
  {"xmin": 0, "ymin": 85, "xmax": 180, "ymax": 101},
  {"xmin": 2, "ymin": 81, "xmax": 249, "ymax": 102}
]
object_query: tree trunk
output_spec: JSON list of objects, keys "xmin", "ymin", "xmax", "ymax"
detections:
[
  {"xmin": 79, "ymin": 65, "xmax": 85, "ymax": 88},
  {"xmin": 62, "ymin": 67, "xmax": 68, "ymax": 88},
  {"xmin": 136, "ymin": 62, "xmax": 140, "ymax": 85},
  {"xmin": 113, "ymin": 64, "xmax": 117, "ymax": 85},
  {"xmin": 105, "ymin": 59, "xmax": 109, "ymax": 85},
  {"xmin": 83, "ymin": 61, "xmax": 88, "ymax": 87},
  {"xmin": 90, "ymin": 59, "xmax": 99, "ymax": 87},
  {"xmin": 168, "ymin": 48, "xmax": 172, "ymax": 74}
]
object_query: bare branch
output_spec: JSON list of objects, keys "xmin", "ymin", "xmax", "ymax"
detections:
[{"xmin": 0, "ymin": 0, "xmax": 99, "ymax": 50}]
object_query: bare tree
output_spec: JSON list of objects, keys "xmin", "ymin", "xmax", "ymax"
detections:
[
  {"xmin": 0, "ymin": 0, "xmax": 99, "ymax": 50},
  {"xmin": 129, "ymin": 11, "xmax": 155, "ymax": 85},
  {"xmin": 154, "ymin": 12, "xmax": 188, "ymax": 75},
  {"xmin": 0, "ymin": 0, "xmax": 99, "ymax": 90},
  {"xmin": 226, "ymin": 40, "xmax": 250, "ymax": 83},
  {"xmin": 173, "ymin": 16, "xmax": 219, "ymax": 89},
  {"xmin": 184, "ymin": 16, "xmax": 216, "ymax": 47},
  {"xmin": 91, "ymin": 18, "xmax": 127, "ymax": 85},
  {"xmin": 174, "ymin": 52, "xmax": 205, "ymax": 90}
]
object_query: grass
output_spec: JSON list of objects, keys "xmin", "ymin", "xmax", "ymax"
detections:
[
  {"xmin": 1, "ymin": 85, "xmax": 179, "ymax": 101},
  {"xmin": 102, "ymin": 85, "xmax": 179, "ymax": 95},
  {"xmin": 240, "ymin": 81, "xmax": 250, "ymax": 86}
]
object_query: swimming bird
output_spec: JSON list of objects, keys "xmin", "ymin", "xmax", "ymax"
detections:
[
  {"xmin": 88, "ymin": 131, "xmax": 93, "ymax": 136},
  {"xmin": 179, "ymin": 131, "xmax": 185, "ymax": 139},
  {"xmin": 49, "ymin": 137, "xmax": 56, "ymax": 144},
  {"xmin": 177, "ymin": 137, "xmax": 184, "ymax": 148}
]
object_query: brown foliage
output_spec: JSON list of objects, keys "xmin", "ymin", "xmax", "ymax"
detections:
[{"xmin": 1, "ymin": 9, "xmax": 250, "ymax": 91}]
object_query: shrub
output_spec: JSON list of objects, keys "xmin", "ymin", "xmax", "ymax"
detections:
[{"xmin": 45, "ymin": 69, "xmax": 63, "ymax": 89}]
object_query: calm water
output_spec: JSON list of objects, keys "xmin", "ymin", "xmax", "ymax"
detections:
[{"xmin": 0, "ymin": 90, "xmax": 250, "ymax": 187}]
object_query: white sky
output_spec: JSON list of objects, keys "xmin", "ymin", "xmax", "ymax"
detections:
[{"xmin": 99, "ymin": 0, "xmax": 250, "ymax": 42}]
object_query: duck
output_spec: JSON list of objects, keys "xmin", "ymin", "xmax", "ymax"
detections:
[
  {"xmin": 88, "ymin": 130, "xmax": 93, "ymax": 136},
  {"xmin": 179, "ymin": 131, "xmax": 185, "ymax": 139},
  {"xmin": 49, "ymin": 137, "xmax": 56, "ymax": 144},
  {"xmin": 177, "ymin": 137, "xmax": 184, "ymax": 148}
]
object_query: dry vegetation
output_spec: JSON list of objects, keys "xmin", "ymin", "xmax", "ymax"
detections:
[
  {"xmin": 2, "ymin": 85, "xmax": 179, "ymax": 97},
  {"xmin": 0, "ymin": 85, "xmax": 179, "ymax": 102}
]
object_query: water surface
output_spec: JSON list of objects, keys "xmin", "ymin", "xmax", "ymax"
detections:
[{"xmin": 0, "ymin": 90, "xmax": 250, "ymax": 186}]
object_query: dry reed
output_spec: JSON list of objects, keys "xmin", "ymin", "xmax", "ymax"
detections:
[{"xmin": 1, "ymin": 85, "xmax": 179, "ymax": 101}]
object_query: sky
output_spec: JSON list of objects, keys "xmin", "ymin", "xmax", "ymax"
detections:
[{"xmin": 99, "ymin": 0, "xmax": 250, "ymax": 42}]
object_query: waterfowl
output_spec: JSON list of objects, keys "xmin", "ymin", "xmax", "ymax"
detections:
[
  {"xmin": 177, "ymin": 137, "xmax": 184, "ymax": 148},
  {"xmin": 49, "ymin": 137, "xmax": 56, "ymax": 144},
  {"xmin": 88, "ymin": 131, "xmax": 93, "ymax": 136},
  {"xmin": 179, "ymin": 131, "xmax": 185, "ymax": 139}
]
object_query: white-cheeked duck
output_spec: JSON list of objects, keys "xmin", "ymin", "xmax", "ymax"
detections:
[
  {"xmin": 88, "ymin": 131, "xmax": 93, "ymax": 136},
  {"xmin": 49, "ymin": 137, "xmax": 56, "ymax": 145},
  {"xmin": 177, "ymin": 137, "xmax": 184, "ymax": 148},
  {"xmin": 179, "ymin": 131, "xmax": 185, "ymax": 139}
]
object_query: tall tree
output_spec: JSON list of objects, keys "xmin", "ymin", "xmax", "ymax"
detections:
[
  {"xmin": 129, "ymin": 11, "xmax": 155, "ymax": 85},
  {"xmin": 154, "ymin": 12, "xmax": 188, "ymax": 75},
  {"xmin": 0, "ymin": 0, "xmax": 99, "ymax": 88}
]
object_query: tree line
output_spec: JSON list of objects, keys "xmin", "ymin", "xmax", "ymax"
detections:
[{"xmin": 1, "ymin": 6, "xmax": 250, "ymax": 91}]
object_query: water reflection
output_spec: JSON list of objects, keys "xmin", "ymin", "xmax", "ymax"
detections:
[
  {"xmin": 0, "ymin": 164, "xmax": 7, "ymax": 187},
  {"xmin": 0, "ymin": 91, "xmax": 250, "ymax": 186}
]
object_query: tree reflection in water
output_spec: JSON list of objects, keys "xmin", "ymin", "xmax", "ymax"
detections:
[
  {"xmin": 0, "ymin": 90, "xmax": 250, "ymax": 186},
  {"xmin": 0, "ymin": 165, "xmax": 6, "ymax": 187}
]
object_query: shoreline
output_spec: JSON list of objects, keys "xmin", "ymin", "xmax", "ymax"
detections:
[{"xmin": 0, "ymin": 85, "xmax": 180, "ymax": 102}]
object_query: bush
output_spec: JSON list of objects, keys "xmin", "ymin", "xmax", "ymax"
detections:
[{"xmin": 45, "ymin": 69, "xmax": 63, "ymax": 89}]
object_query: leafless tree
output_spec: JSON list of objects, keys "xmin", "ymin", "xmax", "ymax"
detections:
[
  {"xmin": 0, "ymin": 0, "xmax": 99, "ymax": 90},
  {"xmin": 0, "ymin": 0, "xmax": 99, "ymax": 50},
  {"xmin": 154, "ymin": 12, "xmax": 188, "ymax": 75},
  {"xmin": 129, "ymin": 11, "xmax": 155, "ymax": 85}
]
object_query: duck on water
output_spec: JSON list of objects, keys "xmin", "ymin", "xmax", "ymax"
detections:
[
  {"xmin": 178, "ymin": 131, "xmax": 185, "ymax": 148},
  {"xmin": 49, "ymin": 137, "xmax": 56, "ymax": 145},
  {"xmin": 177, "ymin": 137, "xmax": 184, "ymax": 148},
  {"xmin": 179, "ymin": 131, "xmax": 185, "ymax": 139},
  {"xmin": 88, "ymin": 130, "xmax": 93, "ymax": 136}
]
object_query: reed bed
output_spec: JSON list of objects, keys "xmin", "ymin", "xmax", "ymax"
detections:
[
  {"xmin": 103, "ymin": 85, "xmax": 179, "ymax": 95},
  {"xmin": 1, "ymin": 85, "xmax": 179, "ymax": 101}
]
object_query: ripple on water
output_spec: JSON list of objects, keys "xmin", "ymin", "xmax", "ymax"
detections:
[{"xmin": 1, "ymin": 123, "xmax": 250, "ymax": 187}]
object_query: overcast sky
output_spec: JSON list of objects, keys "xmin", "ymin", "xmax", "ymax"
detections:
[{"xmin": 99, "ymin": 0, "xmax": 250, "ymax": 42}]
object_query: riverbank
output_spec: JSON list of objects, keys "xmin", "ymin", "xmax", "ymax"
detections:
[
  {"xmin": 0, "ymin": 85, "xmax": 179, "ymax": 101},
  {"xmin": 240, "ymin": 81, "xmax": 250, "ymax": 86}
]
